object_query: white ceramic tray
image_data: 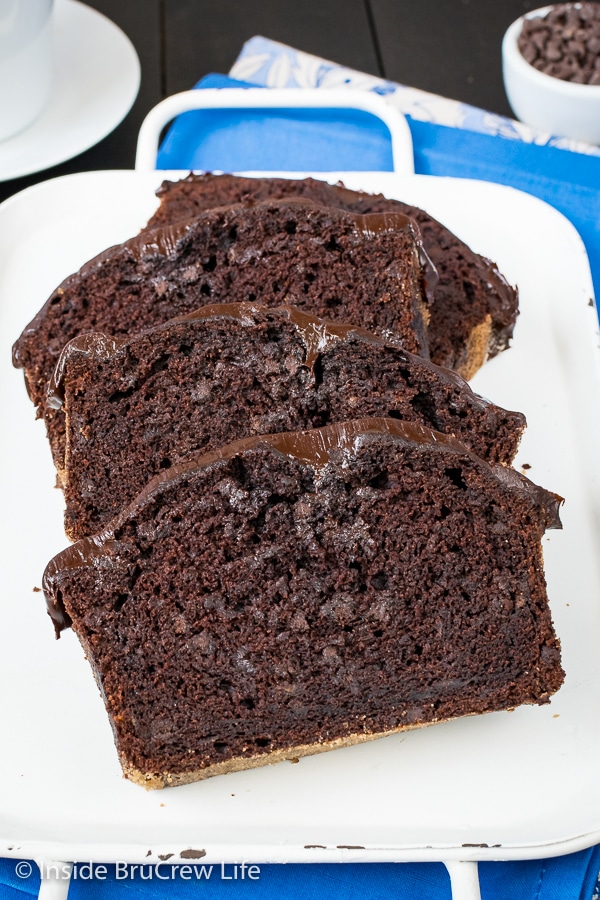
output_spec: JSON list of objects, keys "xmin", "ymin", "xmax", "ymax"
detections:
[{"xmin": 1, "ymin": 170, "xmax": 599, "ymax": 900}]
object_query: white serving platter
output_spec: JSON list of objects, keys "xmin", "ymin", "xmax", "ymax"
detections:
[{"xmin": 0, "ymin": 169, "xmax": 599, "ymax": 898}]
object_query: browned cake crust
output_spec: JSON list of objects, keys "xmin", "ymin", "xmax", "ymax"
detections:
[
  {"xmin": 43, "ymin": 418, "xmax": 564, "ymax": 790},
  {"xmin": 13, "ymin": 199, "xmax": 431, "ymax": 472},
  {"xmin": 50, "ymin": 303, "xmax": 525, "ymax": 540},
  {"xmin": 145, "ymin": 173, "xmax": 519, "ymax": 377}
]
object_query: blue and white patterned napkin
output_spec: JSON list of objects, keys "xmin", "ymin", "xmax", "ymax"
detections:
[{"xmin": 230, "ymin": 35, "xmax": 600, "ymax": 157}]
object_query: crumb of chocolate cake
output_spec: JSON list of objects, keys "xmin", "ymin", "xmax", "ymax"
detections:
[
  {"xmin": 14, "ymin": 199, "xmax": 430, "ymax": 471},
  {"xmin": 43, "ymin": 418, "xmax": 564, "ymax": 788},
  {"xmin": 52, "ymin": 303, "xmax": 525, "ymax": 540},
  {"xmin": 146, "ymin": 173, "xmax": 519, "ymax": 376}
]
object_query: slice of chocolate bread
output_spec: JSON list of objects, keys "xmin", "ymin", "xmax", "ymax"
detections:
[
  {"xmin": 44, "ymin": 417, "xmax": 563, "ymax": 789},
  {"xmin": 145, "ymin": 173, "xmax": 519, "ymax": 378},
  {"xmin": 51, "ymin": 303, "xmax": 525, "ymax": 541},
  {"xmin": 13, "ymin": 200, "xmax": 431, "ymax": 472}
]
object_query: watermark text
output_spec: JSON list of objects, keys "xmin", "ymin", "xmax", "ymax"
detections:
[{"xmin": 17, "ymin": 860, "xmax": 261, "ymax": 882}]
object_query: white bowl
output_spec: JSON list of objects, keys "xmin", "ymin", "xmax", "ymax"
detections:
[{"xmin": 502, "ymin": 5, "xmax": 600, "ymax": 145}]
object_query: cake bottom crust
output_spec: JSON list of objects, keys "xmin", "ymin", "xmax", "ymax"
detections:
[{"xmin": 121, "ymin": 712, "xmax": 480, "ymax": 790}]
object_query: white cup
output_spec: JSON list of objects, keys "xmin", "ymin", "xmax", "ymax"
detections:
[{"xmin": 0, "ymin": 0, "xmax": 54, "ymax": 142}]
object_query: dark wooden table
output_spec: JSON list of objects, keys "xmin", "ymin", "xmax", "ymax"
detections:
[{"xmin": 0, "ymin": 0, "xmax": 535, "ymax": 206}]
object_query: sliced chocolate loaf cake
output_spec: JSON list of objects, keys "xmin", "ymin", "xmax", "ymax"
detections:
[
  {"xmin": 145, "ymin": 173, "xmax": 519, "ymax": 378},
  {"xmin": 43, "ymin": 418, "xmax": 564, "ymax": 789},
  {"xmin": 50, "ymin": 303, "xmax": 525, "ymax": 540},
  {"xmin": 13, "ymin": 200, "xmax": 431, "ymax": 471}
]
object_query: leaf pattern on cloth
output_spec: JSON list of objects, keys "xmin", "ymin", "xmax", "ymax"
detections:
[{"xmin": 230, "ymin": 35, "xmax": 600, "ymax": 157}]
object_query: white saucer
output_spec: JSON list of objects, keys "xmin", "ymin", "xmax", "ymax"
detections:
[{"xmin": 0, "ymin": 0, "xmax": 140, "ymax": 182}]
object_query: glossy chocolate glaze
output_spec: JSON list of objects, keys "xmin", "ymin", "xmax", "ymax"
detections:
[
  {"xmin": 47, "ymin": 301, "xmax": 482, "ymax": 412},
  {"xmin": 123, "ymin": 204, "xmax": 416, "ymax": 262},
  {"xmin": 154, "ymin": 175, "xmax": 513, "ymax": 331},
  {"xmin": 67, "ymin": 198, "xmax": 437, "ymax": 303},
  {"xmin": 48, "ymin": 333, "xmax": 126, "ymax": 409},
  {"xmin": 43, "ymin": 416, "xmax": 563, "ymax": 636},
  {"xmin": 318, "ymin": 180, "xmax": 513, "ymax": 323}
]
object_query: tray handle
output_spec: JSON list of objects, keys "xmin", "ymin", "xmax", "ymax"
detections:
[
  {"xmin": 444, "ymin": 860, "xmax": 482, "ymax": 900},
  {"xmin": 36, "ymin": 860, "xmax": 72, "ymax": 900},
  {"xmin": 134, "ymin": 87, "xmax": 414, "ymax": 175}
]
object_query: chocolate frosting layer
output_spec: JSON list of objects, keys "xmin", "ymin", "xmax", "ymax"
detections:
[
  {"xmin": 43, "ymin": 416, "xmax": 562, "ymax": 636},
  {"xmin": 67, "ymin": 198, "xmax": 437, "ymax": 302},
  {"xmin": 48, "ymin": 333, "xmax": 126, "ymax": 410},
  {"xmin": 123, "ymin": 203, "xmax": 416, "ymax": 262},
  {"xmin": 46, "ymin": 301, "xmax": 487, "ymax": 412},
  {"xmin": 318, "ymin": 180, "xmax": 515, "ymax": 326},
  {"xmin": 154, "ymin": 174, "xmax": 510, "ymax": 323}
]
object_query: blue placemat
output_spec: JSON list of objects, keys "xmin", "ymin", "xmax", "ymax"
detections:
[{"xmin": 2, "ymin": 849, "xmax": 600, "ymax": 900}]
